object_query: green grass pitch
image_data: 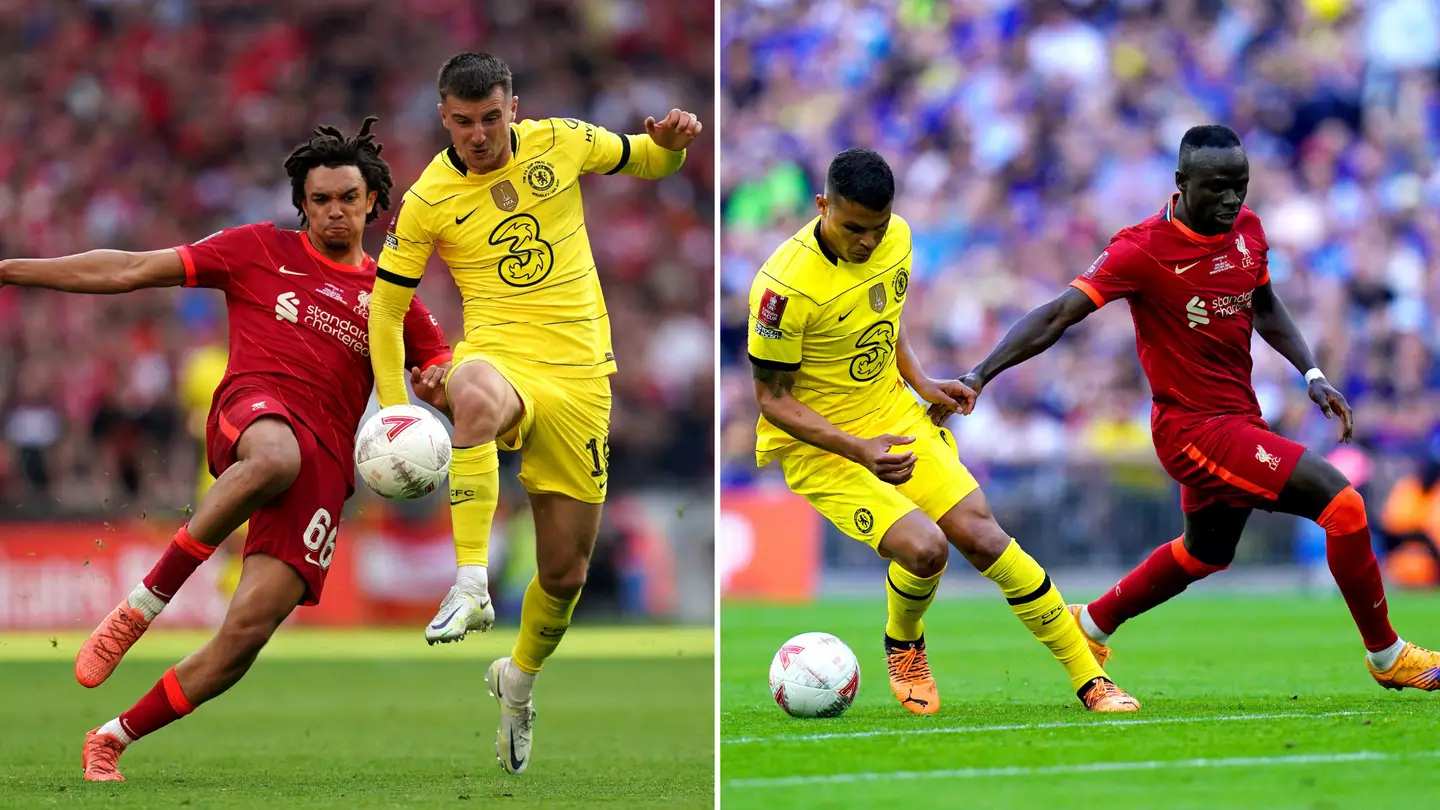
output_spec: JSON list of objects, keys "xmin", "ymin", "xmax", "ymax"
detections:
[
  {"xmin": 722, "ymin": 592, "xmax": 1440, "ymax": 809},
  {"xmin": 0, "ymin": 627, "xmax": 713, "ymax": 808}
]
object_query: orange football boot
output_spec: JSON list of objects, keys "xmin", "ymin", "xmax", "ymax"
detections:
[
  {"xmin": 1369, "ymin": 642, "xmax": 1440, "ymax": 691},
  {"xmin": 76, "ymin": 602, "xmax": 151, "ymax": 688},
  {"xmin": 1068, "ymin": 604, "xmax": 1112, "ymax": 667},
  {"xmin": 885, "ymin": 635, "xmax": 939, "ymax": 715},
  {"xmin": 82, "ymin": 728, "xmax": 128, "ymax": 782},
  {"xmin": 1078, "ymin": 677, "xmax": 1141, "ymax": 712}
]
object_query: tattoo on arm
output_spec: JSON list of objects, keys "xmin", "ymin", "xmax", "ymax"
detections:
[{"xmin": 752, "ymin": 365, "xmax": 796, "ymax": 399}]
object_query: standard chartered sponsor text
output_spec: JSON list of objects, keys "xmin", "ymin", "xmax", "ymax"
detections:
[{"xmin": 305, "ymin": 305, "xmax": 369, "ymax": 356}]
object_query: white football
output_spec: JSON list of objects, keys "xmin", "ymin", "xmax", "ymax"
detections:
[
  {"xmin": 354, "ymin": 404, "xmax": 451, "ymax": 500},
  {"xmin": 768, "ymin": 632, "xmax": 860, "ymax": 718}
]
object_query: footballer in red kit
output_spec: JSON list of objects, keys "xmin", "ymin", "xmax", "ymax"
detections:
[
  {"xmin": 1070, "ymin": 196, "xmax": 1302, "ymax": 514},
  {"xmin": 179, "ymin": 220, "xmax": 450, "ymax": 603},
  {"xmin": 0, "ymin": 118, "xmax": 454, "ymax": 781},
  {"xmin": 941, "ymin": 124, "xmax": 1440, "ymax": 696}
]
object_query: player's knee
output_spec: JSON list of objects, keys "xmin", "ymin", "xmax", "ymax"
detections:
[
  {"xmin": 1317, "ymin": 485, "xmax": 1368, "ymax": 535},
  {"xmin": 246, "ymin": 448, "xmax": 301, "ymax": 498},
  {"xmin": 238, "ymin": 421, "xmax": 301, "ymax": 496},
  {"xmin": 889, "ymin": 521, "xmax": 948, "ymax": 578},
  {"xmin": 1182, "ymin": 533, "xmax": 1238, "ymax": 568},
  {"xmin": 448, "ymin": 376, "xmax": 506, "ymax": 440},
  {"xmin": 538, "ymin": 564, "xmax": 587, "ymax": 600}
]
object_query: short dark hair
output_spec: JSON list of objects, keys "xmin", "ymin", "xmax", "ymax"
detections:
[
  {"xmin": 826, "ymin": 148, "xmax": 894, "ymax": 212},
  {"xmin": 1178, "ymin": 124, "xmax": 1243, "ymax": 168},
  {"xmin": 438, "ymin": 52, "xmax": 513, "ymax": 101},
  {"xmin": 282, "ymin": 116, "xmax": 392, "ymax": 226}
]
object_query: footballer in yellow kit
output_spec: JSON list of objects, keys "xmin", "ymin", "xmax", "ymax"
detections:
[
  {"xmin": 366, "ymin": 51, "xmax": 702, "ymax": 774},
  {"xmin": 748, "ymin": 148, "xmax": 1139, "ymax": 716}
]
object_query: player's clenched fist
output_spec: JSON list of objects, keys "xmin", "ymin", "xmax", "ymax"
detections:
[
  {"xmin": 645, "ymin": 108, "xmax": 703, "ymax": 152},
  {"xmin": 850, "ymin": 434, "xmax": 917, "ymax": 485}
]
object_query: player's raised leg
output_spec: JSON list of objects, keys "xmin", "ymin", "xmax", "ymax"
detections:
[
  {"xmin": 426, "ymin": 356, "xmax": 523, "ymax": 644},
  {"xmin": 937, "ymin": 489, "xmax": 1139, "ymax": 712},
  {"xmin": 875, "ymin": 510, "xmax": 948, "ymax": 715},
  {"xmin": 75, "ymin": 415, "xmax": 301, "ymax": 687},
  {"xmin": 490, "ymin": 493, "xmax": 600, "ymax": 774},
  {"xmin": 1076, "ymin": 504, "xmax": 1249, "ymax": 662},
  {"xmin": 82, "ymin": 553, "xmax": 306, "ymax": 781},
  {"xmin": 1271, "ymin": 449, "xmax": 1440, "ymax": 689}
]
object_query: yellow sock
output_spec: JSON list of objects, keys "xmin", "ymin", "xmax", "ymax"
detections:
[
  {"xmin": 885, "ymin": 562, "xmax": 943, "ymax": 641},
  {"xmin": 983, "ymin": 539, "xmax": 1105, "ymax": 691},
  {"xmin": 448, "ymin": 443, "xmax": 499, "ymax": 567},
  {"xmin": 511, "ymin": 576, "xmax": 580, "ymax": 675}
]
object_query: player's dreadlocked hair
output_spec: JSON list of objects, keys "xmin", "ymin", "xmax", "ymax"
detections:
[
  {"xmin": 1178, "ymin": 124, "xmax": 1243, "ymax": 168},
  {"xmin": 282, "ymin": 116, "xmax": 392, "ymax": 226},
  {"xmin": 827, "ymin": 148, "xmax": 895, "ymax": 212}
]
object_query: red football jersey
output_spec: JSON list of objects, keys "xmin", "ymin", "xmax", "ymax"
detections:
[
  {"xmin": 175, "ymin": 223, "xmax": 451, "ymax": 482},
  {"xmin": 1070, "ymin": 194, "xmax": 1270, "ymax": 437}
]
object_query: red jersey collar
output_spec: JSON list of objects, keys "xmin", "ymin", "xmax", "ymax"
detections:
[
  {"xmin": 1163, "ymin": 193, "xmax": 1228, "ymax": 246},
  {"xmin": 300, "ymin": 230, "xmax": 371, "ymax": 273}
]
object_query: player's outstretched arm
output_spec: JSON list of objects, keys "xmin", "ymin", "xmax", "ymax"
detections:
[
  {"xmin": 968, "ymin": 286, "xmax": 1097, "ymax": 400},
  {"xmin": 752, "ymin": 362, "xmax": 917, "ymax": 485},
  {"xmin": 1253, "ymin": 281, "xmax": 1353, "ymax": 442},
  {"xmin": 614, "ymin": 109, "xmax": 702, "ymax": 180},
  {"xmin": 0, "ymin": 249, "xmax": 184, "ymax": 294}
]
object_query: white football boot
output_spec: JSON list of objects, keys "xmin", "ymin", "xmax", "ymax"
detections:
[
  {"xmin": 485, "ymin": 657, "xmax": 536, "ymax": 774},
  {"xmin": 423, "ymin": 584, "xmax": 495, "ymax": 645}
]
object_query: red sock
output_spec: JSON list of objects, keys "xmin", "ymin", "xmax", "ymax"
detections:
[
  {"xmin": 141, "ymin": 524, "xmax": 217, "ymax": 603},
  {"xmin": 1088, "ymin": 537, "xmax": 1226, "ymax": 634},
  {"xmin": 118, "ymin": 667, "xmax": 195, "ymax": 741},
  {"xmin": 1320, "ymin": 486, "xmax": 1398, "ymax": 652}
]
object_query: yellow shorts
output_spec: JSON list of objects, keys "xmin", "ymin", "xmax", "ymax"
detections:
[
  {"xmin": 448, "ymin": 344, "xmax": 612, "ymax": 504},
  {"xmin": 779, "ymin": 411, "xmax": 978, "ymax": 549}
]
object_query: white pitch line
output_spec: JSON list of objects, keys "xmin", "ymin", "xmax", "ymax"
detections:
[
  {"xmin": 727, "ymin": 749, "xmax": 1440, "ymax": 788},
  {"xmin": 723, "ymin": 709, "xmax": 1370, "ymax": 745}
]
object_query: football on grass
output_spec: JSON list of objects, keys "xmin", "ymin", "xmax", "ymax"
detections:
[
  {"xmin": 768, "ymin": 632, "xmax": 860, "ymax": 718},
  {"xmin": 354, "ymin": 404, "xmax": 451, "ymax": 499}
]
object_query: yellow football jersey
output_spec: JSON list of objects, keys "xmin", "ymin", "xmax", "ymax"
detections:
[
  {"xmin": 179, "ymin": 343, "xmax": 229, "ymax": 439},
  {"xmin": 748, "ymin": 215, "xmax": 917, "ymax": 462},
  {"xmin": 378, "ymin": 118, "xmax": 634, "ymax": 378}
]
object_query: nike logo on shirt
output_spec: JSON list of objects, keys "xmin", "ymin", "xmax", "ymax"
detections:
[{"xmin": 1174, "ymin": 261, "xmax": 1200, "ymax": 274}]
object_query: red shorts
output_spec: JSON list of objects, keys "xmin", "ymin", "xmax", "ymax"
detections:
[
  {"xmin": 1155, "ymin": 415, "xmax": 1305, "ymax": 514},
  {"xmin": 206, "ymin": 385, "xmax": 348, "ymax": 606}
]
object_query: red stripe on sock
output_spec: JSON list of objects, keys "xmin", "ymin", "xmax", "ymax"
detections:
[
  {"xmin": 1088, "ymin": 537, "xmax": 1214, "ymax": 634},
  {"xmin": 1169, "ymin": 537, "xmax": 1227, "ymax": 577},
  {"xmin": 161, "ymin": 667, "xmax": 195, "ymax": 714},
  {"xmin": 141, "ymin": 525, "xmax": 216, "ymax": 603},
  {"xmin": 172, "ymin": 524, "xmax": 217, "ymax": 562},
  {"xmin": 118, "ymin": 669, "xmax": 192, "ymax": 740}
]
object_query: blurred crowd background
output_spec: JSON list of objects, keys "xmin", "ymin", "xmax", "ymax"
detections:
[
  {"xmin": 0, "ymin": 0, "xmax": 714, "ymax": 627},
  {"xmin": 720, "ymin": 0, "xmax": 1440, "ymax": 590}
]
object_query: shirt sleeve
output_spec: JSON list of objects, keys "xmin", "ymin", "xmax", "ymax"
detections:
[
  {"xmin": 747, "ymin": 272, "xmax": 809, "ymax": 371},
  {"xmin": 174, "ymin": 223, "xmax": 264, "ymax": 290},
  {"xmin": 402, "ymin": 294, "xmax": 452, "ymax": 371},
  {"xmin": 376, "ymin": 193, "xmax": 435, "ymax": 286},
  {"xmin": 563, "ymin": 118, "xmax": 686, "ymax": 179},
  {"xmin": 1069, "ymin": 239, "xmax": 1147, "ymax": 307}
]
